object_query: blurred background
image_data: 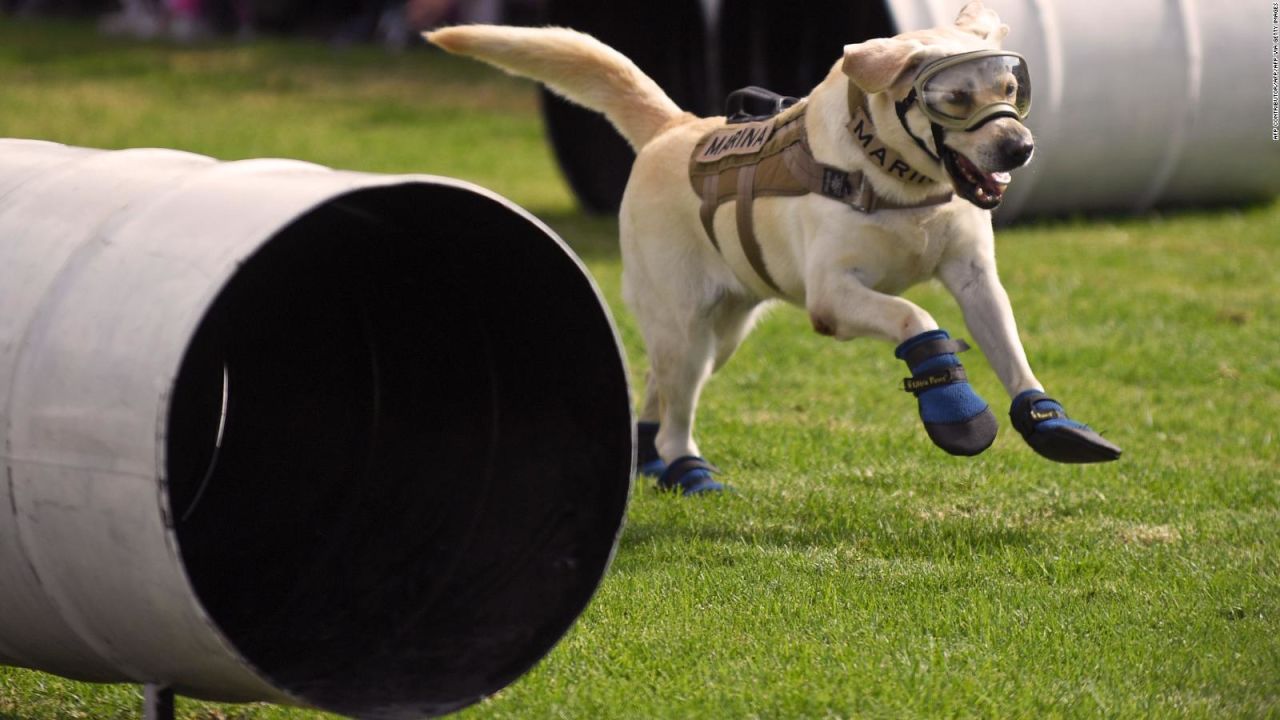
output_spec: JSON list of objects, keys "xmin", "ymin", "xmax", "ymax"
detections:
[
  {"xmin": 3, "ymin": 0, "xmax": 1276, "ymax": 220},
  {"xmin": 2, "ymin": 0, "xmax": 526, "ymax": 47}
]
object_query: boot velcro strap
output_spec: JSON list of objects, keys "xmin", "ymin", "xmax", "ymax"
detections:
[
  {"xmin": 1010, "ymin": 391, "xmax": 1067, "ymax": 439},
  {"xmin": 657, "ymin": 455, "xmax": 719, "ymax": 491},
  {"xmin": 902, "ymin": 337, "xmax": 971, "ymax": 369},
  {"xmin": 902, "ymin": 365, "xmax": 969, "ymax": 396}
]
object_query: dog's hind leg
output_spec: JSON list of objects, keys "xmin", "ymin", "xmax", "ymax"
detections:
[
  {"xmin": 652, "ymin": 327, "xmax": 713, "ymax": 463},
  {"xmin": 630, "ymin": 290, "xmax": 742, "ymax": 495},
  {"xmin": 636, "ymin": 372, "xmax": 666, "ymax": 477},
  {"xmin": 711, "ymin": 294, "xmax": 768, "ymax": 371},
  {"xmin": 650, "ymin": 319, "xmax": 726, "ymax": 494},
  {"xmin": 635, "ymin": 293, "xmax": 760, "ymax": 482},
  {"xmin": 639, "ymin": 371, "xmax": 662, "ymax": 422}
]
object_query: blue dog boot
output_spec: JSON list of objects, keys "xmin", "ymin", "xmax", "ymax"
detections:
[
  {"xmin": 1010, "ymin": 390, "xmax": 1121, "ymax": 463},
  {"xmin": 896, "ymin": 329, "xmax": 998, "ymax": 456},
  {"xmin": 657, "ymin": 456, "xmax": 725, "ymax": 496},
  {"xmin": 636, "ymin": 421, "xmax": 667, "ymax": 476}
]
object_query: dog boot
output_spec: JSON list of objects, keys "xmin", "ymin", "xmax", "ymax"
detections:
[
  {"xmin": 1010, "ymin": 390, "xmax": 1121, "ymax": 463},
  {"xmin": 636, "ymin": 421, "xmax": 667, "ymax": 476},
  {"xmin": 657, "ymin": 456, "xmax": 725, "ymax": 496},
  {"xmin": 896, "ymin": 329, "xmax": 998, "ymax": 456}
]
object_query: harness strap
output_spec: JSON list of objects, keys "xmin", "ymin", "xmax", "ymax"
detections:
[
  {"xmin": 734, "ymin": 163, "xmax": 783, "ymax": 293},
  {"xmin": 1009, "ymin": 390, "xmax": 1069, "ymax": 440},
  {"xmin": 900, "ymin": 337, "xmax": 971, "ymax": 369},
  {"xmin": 699, "ymin": 173, "xmax": 720, "ymax": 252},
  {"xmin": 895, "ymin": 89, "xmax": 943, "ymax": 164},
  {"xmin": 902, "ymin": 365, "xmax": 971, "ymax": 396},
  {"xmin": 690, "ymin": 87, "xmax": 953, "ymax": 295},
  {"xmin": 657, "ymin": 455, "xmax": 721, "ymax": 492},
  {"xmin": 782, "ymin": 139, "xmax": 951, "ymax": 212}
]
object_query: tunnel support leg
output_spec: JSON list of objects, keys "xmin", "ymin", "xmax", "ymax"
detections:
[{"xmin": 143, "ymin": 684, "xmax": 175, "ymax": 720}]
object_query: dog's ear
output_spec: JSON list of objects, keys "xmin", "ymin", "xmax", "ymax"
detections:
[
  {"xmin": 841, "ymin": 38, "xmax": 928, "ymax": 94},
  {"xmin": 955, "ymin": 1, "xmax": 1010, "ymax": 42}
]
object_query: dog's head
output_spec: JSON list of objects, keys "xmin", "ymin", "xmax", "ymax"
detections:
[{"xmin": 842, "ymin": 1, "xmax": 1034, "ymax": 209}]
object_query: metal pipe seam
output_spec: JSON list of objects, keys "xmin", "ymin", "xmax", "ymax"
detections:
[{"xmin": 1133, "ymin": 0, "xmax": 1203, "ymax": 213}]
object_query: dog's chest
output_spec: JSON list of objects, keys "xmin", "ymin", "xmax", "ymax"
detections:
[{"xmin": 855, "ymin": 220, "xmax": 950, "ymax": 295}]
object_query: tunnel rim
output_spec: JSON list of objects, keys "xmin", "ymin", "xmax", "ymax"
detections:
[{"xmin": 157, "ymin": 176, "xmax": 635, "ymax": 713}]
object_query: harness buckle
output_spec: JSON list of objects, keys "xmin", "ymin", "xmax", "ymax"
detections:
[{"xmin": 726, "ymin": 86, "xmax": 799, "ymax": 124}]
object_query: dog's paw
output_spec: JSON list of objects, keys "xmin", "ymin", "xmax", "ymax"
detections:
[
  {"xmin": 657, "ymin": 456, "xmax": 726, "ymax": 496},
  {"xmin": 638, "ymin": 458, "xmax": 668, "ymax": 477},
  {"xmin": 1009, "ymin": 390, "xmax": 1121, "ymax": 463},
  {"xmin": 896, "ymin": 329, "xmax": 997, "ymax": 457},
  {"xmin": 920, "ymin": 407, "xmax": 999, "ymax": 457}
]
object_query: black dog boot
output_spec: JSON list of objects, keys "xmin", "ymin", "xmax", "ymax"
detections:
[
  {"xmin": 657, "ymin": 456, "xmax": 725, "ymax": 496},
  {"xmin": 636, "ymin": 421, "xmax": 667, "ymax": 476},
  {"xmin": 896, "ymin": 329, "xmax": 998, "ymax": 456},
  {"xmin": 1010, "ymin": 390, "xmax": 1121, "ymax": 463}
]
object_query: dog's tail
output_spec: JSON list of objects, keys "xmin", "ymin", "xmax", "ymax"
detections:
[{"xmin": 425, "ymin": 25, "xmax": 687, "ymax": 150}]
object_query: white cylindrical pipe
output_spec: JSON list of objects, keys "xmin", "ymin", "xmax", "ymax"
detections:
[{"xmin": 0, "ymin": 140, "xmax": 634, "ymax": 718}]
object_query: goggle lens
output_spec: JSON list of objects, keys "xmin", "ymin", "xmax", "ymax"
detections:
[{"xmin": 919, "ymin": 54, "xmax": 1031, "ymax": 125}]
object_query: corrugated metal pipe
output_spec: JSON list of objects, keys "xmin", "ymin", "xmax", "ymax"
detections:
[{"xmin": 0, "ymin": 139, "xmax": 634, "ymax": 719}]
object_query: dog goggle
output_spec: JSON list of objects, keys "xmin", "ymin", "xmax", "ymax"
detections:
[{"xmin": 910, "ymin": 50, "xmax": 1031, "ymax": 130}]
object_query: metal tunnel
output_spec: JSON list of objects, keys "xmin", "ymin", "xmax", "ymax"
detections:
[
  {"xmin": 538, "ymin": 0, "xmax": 1279, "ymax": 219},
  {"xmin": 0, "ymin": 140, "xmax": 634, "ymax": 719}
]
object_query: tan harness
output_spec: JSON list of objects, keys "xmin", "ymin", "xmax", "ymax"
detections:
[{"xmin": 688, "ymin": 83, "xmax": 953, "ymax": 294}]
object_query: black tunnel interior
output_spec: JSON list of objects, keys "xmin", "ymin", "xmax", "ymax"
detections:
[{"xmin": 165, "ymin": 184, "xmax": 633, "ymax": 719}]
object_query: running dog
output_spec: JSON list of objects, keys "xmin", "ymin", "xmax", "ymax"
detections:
[{"xmin": 428, "ymin": 1, "xmax": 1120, "ymax": 494}]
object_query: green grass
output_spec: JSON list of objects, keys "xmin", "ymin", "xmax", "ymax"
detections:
[{"xmin": 2, "ymin": 19, "xmax": 1278, "ymax": 720}]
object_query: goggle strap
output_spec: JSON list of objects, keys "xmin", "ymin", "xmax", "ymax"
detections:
[
  {"xmin": 931, "ymin": 122, "xmax": 947, "ymax": 163},
  {"xmin": 895, "ymin": 89, "xmax": 942, "ymax": 164},
  {"xmin": 963, "ymin": 106, "xmax": 1021, "ymax": 132}
]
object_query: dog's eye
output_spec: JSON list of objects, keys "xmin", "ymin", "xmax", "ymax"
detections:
[
  {"xmin": 1004, "ymin": 81, "xmax": 1017, "ymax": 96},
  {"xmin": 947, "ymin": 89, "xmax": 972, "ymax": 105}
]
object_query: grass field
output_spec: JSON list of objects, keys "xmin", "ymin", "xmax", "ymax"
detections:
[{"xmin": 1, "ymin": 20, "xmax": 1278, "ymax": 720}]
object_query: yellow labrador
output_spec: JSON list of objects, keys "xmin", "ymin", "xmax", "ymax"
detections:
[{"xmin": 429, "ymin": 1, "xmax": 1119, "ymax": 494}]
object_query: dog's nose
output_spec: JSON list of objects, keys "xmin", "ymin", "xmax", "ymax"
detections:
[{"xmin": 1000, "ymin": 137, "xmax": 1035, "ymax": 168}]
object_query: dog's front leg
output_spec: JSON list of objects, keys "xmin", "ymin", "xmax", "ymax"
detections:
[
  {"xmin": 807, "ymin": 269, "xmax": 936, "ymax": 343},
  {"xmin": 935, "ymin": 252, "xmax": 1040, "ymax": 398},
  {"xmin": 807, "ymin": 260, "xmax": 998, "ymax": 456},
  {"xmin": 937, "ymin": 248, "xmax": 1122, "ymax": 463}
]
